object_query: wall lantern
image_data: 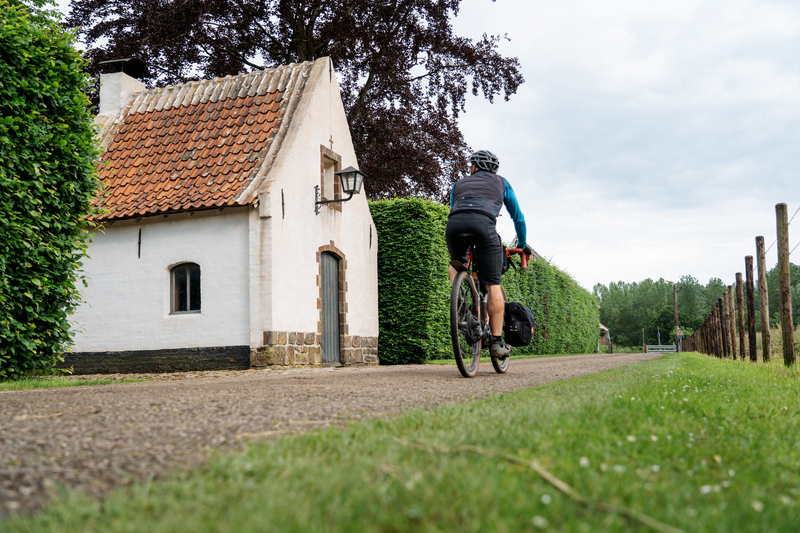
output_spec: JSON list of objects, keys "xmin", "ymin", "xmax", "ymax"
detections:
[{"xmin": 315, "ymin": 166, "xmax": 365, "ymax": 215}]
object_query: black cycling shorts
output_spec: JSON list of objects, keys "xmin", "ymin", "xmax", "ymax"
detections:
[{"xmin": 446, "ymin": 212, "xmax": 503, "ymax": 285}]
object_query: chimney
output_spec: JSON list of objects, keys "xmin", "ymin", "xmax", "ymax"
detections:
[{"xmin": 97, "ymin": 58, "xmax": 150, "ymax": 115}]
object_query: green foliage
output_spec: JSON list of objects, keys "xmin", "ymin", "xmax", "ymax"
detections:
[
  {"xmin": 369, "ymin": 198, "xmax": 452, "ymax": 363},
  {"xmin": 764, "ymin": 261, "xmax": 800, "ymax": 328},
  {"xmin": 0, "ymin": 2, "xmax": 100, "ymax": 378},
  {"xmin": 369, "ymin": 198, "xmax": 598, "ymax": 363},
  {"xmin": 0, "ymin": 376, "xmax": 144, "ymax": 391},
  {"xmin": 596, "ymin": 263, "xmax": 800, "ymax": 347},
  {"xmin": 502, "ymin": 258, "xmax": 599, "ymax": 356},
  {"xmin": 594, "ymin": 275, "xmax": 737, "ymax": 347}
]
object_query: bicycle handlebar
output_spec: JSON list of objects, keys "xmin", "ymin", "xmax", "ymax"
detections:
[{"xmin": 506, "ymin": 248, "xmax": 532, "ymax": 270}]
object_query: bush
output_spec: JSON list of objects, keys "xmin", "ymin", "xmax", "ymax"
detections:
[
  {"xmin": 502, "ymin": 258, "xmax": 599, "ymax": 356},
  {"xmin": 369, "ymin": 198, "xmax": 452, "ymax": 363},
  {"xmin": 0, "ymin": 2, "xmax": 100, "ymax": 378},
  {"xmin": 370, "ymin": 198, "xmax": 599, "ymax": 363}
]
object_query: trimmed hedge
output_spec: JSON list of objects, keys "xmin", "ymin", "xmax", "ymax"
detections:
[
  {"xmin": 370, "ymin": 198, "xmax": 599, "ymax": 363},
  {"xmin": 369, "ymin": 198, "xmax": 452, "ymax": 363},
  {"xmin": 0, "ymin": 2, "xmax": 100, "ymax": 378},
  {"xmin": 501, "ymin": 257, "xmax": 599, "ymax": 356}
]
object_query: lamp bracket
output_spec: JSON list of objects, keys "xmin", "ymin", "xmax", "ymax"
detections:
[{"xmin": 315, "ymin": 185, "xmax": 354, "ymax": 215}]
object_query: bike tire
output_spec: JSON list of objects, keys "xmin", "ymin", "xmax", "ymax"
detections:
[
  {"xmin": 491, "ymin": 285, "xmax": 510, "ymax": 374},
  {"xmin": 451, "ymin": 270, "xmax": 481, "ymax": 378}
]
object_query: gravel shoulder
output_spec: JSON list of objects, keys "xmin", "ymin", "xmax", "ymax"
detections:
[{"xmin": 1, "ymin": 352, "xmax": 661, "ymax": 516}]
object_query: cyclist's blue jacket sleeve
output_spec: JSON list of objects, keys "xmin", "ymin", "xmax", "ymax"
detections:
[{"xmin": 503, "ymin": 178, "xmax": 527, "ymax": 248}]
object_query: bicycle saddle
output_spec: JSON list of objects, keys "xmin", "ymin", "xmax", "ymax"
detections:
[{"xmin": 455, "ymin": 232, "xmax": 476, "ymax": 244}]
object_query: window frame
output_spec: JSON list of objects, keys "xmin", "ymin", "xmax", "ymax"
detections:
[{"xmin": 170, "ymin": 262, "xmax": 201, "ymax": 315}]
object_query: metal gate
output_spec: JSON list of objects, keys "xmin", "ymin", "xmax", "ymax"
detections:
[{"xmin": 320, "ymin": 252, "xmax": 340, "ymax": 364}]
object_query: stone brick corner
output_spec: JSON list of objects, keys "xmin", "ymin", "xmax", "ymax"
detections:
[{"xmin": 252, "ymin": 331, "xmax": 378, "ymax": 368}]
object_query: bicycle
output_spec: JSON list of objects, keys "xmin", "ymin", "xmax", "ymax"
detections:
[{"xmin": 449, "ymin": 237, "xmax": 530, "ymax": 378}]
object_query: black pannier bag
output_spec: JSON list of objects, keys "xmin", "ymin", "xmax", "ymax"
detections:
[{"xmin": 504, "ymin": 302, "xmax": 535, "ymax": 347}]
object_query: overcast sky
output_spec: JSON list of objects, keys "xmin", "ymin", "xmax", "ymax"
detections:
[
  {"xmin": 452, "ymin": 0, "xmax": 800, "ymax": 290},
  {"xmin": 56, "ymin": 0, "xmax": 800, "ymax": 291}
]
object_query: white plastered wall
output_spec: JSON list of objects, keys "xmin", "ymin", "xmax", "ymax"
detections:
[
  {"xmin": 253, "ymin": 58, "xmax": 379, "ymax": 342},
  {"xmin": 72, "ymin": 209, "xmax": 251, "ymax": 352}
]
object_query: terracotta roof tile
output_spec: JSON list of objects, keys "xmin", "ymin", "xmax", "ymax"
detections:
[{"xmin": 93, "ymin": 60, "xmax": 315, "ymax": 220}]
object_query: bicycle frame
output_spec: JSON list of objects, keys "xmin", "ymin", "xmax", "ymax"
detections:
[{"xmin": 460, "ymin": 246, "xmax": 531, "ymax": 340}]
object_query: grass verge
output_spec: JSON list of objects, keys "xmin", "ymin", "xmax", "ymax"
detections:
[
  {"xmin": 4, "ymin": 353, "xmax": 800, "ymax": 532},
  {"xmin": 425, "ymin": 352, "xmax": 577, "ymax": 364},
  {"xmin": 0, "ymin": 377, "xmax": 144, "ymax": 392}
]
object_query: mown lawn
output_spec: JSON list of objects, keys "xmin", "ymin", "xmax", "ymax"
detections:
[
  {"xmin": 0, "ymin": 377, "xmax": 144, "ymax": 392},
  {"xmin": 4, "ymin": 353, "xmax": 800, "ymax": 532}
]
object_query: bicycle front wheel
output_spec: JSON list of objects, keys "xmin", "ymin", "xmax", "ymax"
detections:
[{"xmin": 451, "ymin": 270, "xmax": 481, "ymax": 378}]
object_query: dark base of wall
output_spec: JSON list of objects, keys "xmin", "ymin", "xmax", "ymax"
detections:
[{"xmin": 59, "ymin": 346, "xmax": 251, "ymax": 374}]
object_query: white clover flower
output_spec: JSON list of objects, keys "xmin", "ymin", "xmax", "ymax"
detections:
[
  {"xmin": 614, "ymin": 465, "xmax": 626, "ymax": 473},
  {"xmin": 579, "ymin": 457, "xmax": 590, "ymax": 468},
  {"xmin": 752, "ymin": 501, "xmax": 764, "ymax": 512},
  {"xmin": 627, "ymin": 435, "xmax": 636, "ymax": 442},
  {"xmin": 700, "ymin": 485, "xmax": 713, "ymax": 494},
  {"xmin": 728, "ymin": 469, "xmax": 735, "ymax": 477},
  {"xmin": 600, "ymin": 463, "xmax": 608, "ymax": 472},
  {"xmin": 532, "ymin": 516, "xmax": 549, "ymax": 529},
  {"xmin": 650, "ymin": 435, "xmax": 658, "ymax": 442},
  {"xmin": 541, "ymin": 494, "xmax": 552, "ymax": 505},
  {"xmin": 651, "ymin": 465, "xmax": 661, "ymax": 472}
]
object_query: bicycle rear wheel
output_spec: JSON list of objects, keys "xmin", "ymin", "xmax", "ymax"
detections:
[
  {"xmin": 450, "ymin": 270, "xmax": 481, "ymax": 378},
  {"xmin": 491, "ymin": 285, "xmax": 510, "ymax": 374}
]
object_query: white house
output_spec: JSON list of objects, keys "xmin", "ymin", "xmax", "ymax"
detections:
[{"xmin": 66, "ymin": 57, "xmax": 379, "ymax": 373}]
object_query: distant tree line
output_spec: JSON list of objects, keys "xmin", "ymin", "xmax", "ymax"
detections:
[{"xmin": 593, "ymin": 264, "xmax": 800, "ymax": 348}]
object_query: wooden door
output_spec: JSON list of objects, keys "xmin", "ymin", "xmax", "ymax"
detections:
[{"xmin": 320, "ymin": 252, "xmax": 340, "ymax": 364}]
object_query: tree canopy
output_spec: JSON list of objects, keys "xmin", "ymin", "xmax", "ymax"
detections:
[
  {"xmin": 594, "ymin": 266, "xmax": 800, "ymax": 348},
  {"xmin": 65, "ymin": 0, "xmax": 524, "ymax": 200},
  {"xmin": 1, "ymin": 0, "xmax": 100, "ymax": 377}
]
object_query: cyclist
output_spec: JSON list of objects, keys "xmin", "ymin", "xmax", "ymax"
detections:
[{"xmin": 446, "ymin": 150, "xmax": 532, "ymax": 359}]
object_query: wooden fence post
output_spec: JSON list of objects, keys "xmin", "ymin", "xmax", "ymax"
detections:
[
  {"xmin": 756, "ymin": 237, "xmax": 771, "ymax": 362},
  {"xmin": 736, "ymin": 273, "xmax": 746, "ymax": 359},
  {"xmin": 745, "ymin": 256, "xmax": 757, "ymax": 362},
  {"xmin": 719, "ymin": 298, "xmax": 729, "ymax": 358},
  {"xmin": 776, "ymin": 203, "xmax": 795, "ymax": 366},
  {"xmin": 726, "ymin": 286, "xmax": 737, "ymax": 359},
  {"xmin": 714, "ymin": 304, "xmax": 725, "ymax": 359}
]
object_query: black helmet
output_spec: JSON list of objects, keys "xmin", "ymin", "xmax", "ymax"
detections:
[{"xmin": 469, "ymin": 150, "xmax": 499, "ymax": 173}]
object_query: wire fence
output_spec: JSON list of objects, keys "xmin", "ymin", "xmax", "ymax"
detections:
[
  {"xmin": 682, "ymin": 202, "xmax": 797, "ymax": 367},
  {"xmin": 765, "ymin": 203, "xmax": 799, "ymax": 255}
]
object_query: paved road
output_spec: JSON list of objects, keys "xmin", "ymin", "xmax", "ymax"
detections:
[{"xmin": 0, "ymin": 352, "xmax": 661, "ymax": 515}]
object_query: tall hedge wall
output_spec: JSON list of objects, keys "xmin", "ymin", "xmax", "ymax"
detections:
[
  {"xmin": 369, "ymin": 198, "xmax": 452, "ymax": 363},
  {"xmin": 370, "ymin": 198, "xmax": 599, "ymax": 364},
  {"xmin": 0, "ymin": 2, "xmax": 100, "ymax": 378},
  {"xmin": 501, "ymin": 258, "xmax": 599, "ymax": 356}
]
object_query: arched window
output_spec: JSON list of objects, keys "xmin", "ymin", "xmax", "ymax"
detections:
[{"xmin": 171, "ymin": 263, "xmax": 201, "ymax": 313}]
